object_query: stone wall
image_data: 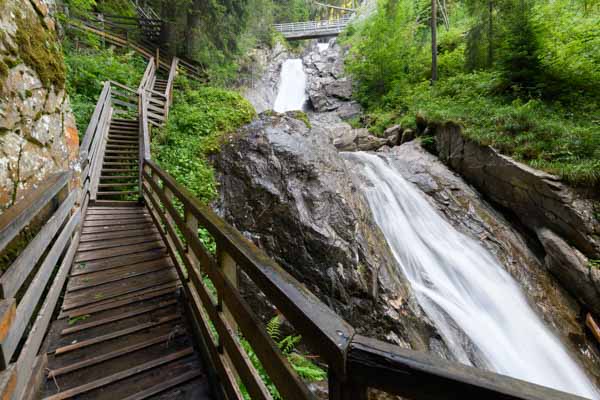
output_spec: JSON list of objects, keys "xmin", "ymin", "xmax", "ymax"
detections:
[{"xmin": 0, "ymin": 0, "xmax": 79, "ymax": 214}]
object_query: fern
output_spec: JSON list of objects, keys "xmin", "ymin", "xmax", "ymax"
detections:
[{"xmin": 239, "ymin": 315, "xmax": 326, "ymax": 399}]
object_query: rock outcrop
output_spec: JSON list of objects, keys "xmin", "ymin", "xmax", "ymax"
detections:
[
  {"xmin": 433, "ymin": 122, "xmax": 600, "ymax": 316},
  {"xmin": 303, "ymin": 41, "xmax": 361, "ymax": 118},
  {"xmin": 215, "ymin": 112, "xmax": 447, "ymax": 354},
  {"xmin": 0, "ymin": 0, "xmax": 79, "ymax": 213}
]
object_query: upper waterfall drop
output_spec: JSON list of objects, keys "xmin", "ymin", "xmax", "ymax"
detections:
[
  {"xmin": 273, "ymin": 59, "xmax": 307, "ymax": 112},
  {"xmin": 343, "ymin": 151, "xmax": 599, "ymax": 400}
]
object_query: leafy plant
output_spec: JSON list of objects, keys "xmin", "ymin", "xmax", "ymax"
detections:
[
  {"xmin": 239, "ymin": 316, "xmax": 327, "ymax": 399},
  {"xmin": 68, "ymin": 314, "xmax": 90, "ymax": 325}
]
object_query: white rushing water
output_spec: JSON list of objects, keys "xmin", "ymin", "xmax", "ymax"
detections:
[
  {"xmin": 317, "ymin": 42, "xmax": 330, "ymax": 52},
  {"xmin": 273, "ymin": 59, "xmax": 307, "ymax": 112},
  {"xmin": 344, "ymin": 151, "xmax": 598, "ymax": 399}
]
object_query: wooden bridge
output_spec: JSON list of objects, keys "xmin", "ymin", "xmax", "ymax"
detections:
[
  {"xmin": 273, "ymin": 15, "xmax": 352, "ymax": 40},
  {"xmin": 0, "ymin": 14, "xmax": 593, "ymax": 400}
]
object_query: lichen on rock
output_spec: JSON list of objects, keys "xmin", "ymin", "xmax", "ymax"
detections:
[{"xmin": 0, "ymin": 0, "xmax": 78, "ymax": 212}]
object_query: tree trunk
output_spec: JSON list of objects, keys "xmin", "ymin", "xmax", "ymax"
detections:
[
  {"xmin": 431, "ymin": 0, "xmax": 437, "ymax": 82},
  {"xmin": 488, "ymin": 0, "xmax": 493, "ymax": 67}
]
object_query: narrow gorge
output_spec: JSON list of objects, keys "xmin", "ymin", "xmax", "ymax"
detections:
[{"xmin": 217, "ymin": 39, "xmax": 600, "ymax": 398}]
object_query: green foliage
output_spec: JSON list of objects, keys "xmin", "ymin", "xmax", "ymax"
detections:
[
  {"xmin": 239, "ymin": 316, "xmax": 327, "ymax": 399},
  {"xmin": 64, "ymin": 48, "xmax": 145, "ymax": 130},
  {"xmin": 152, "ymin": 85, "xmax": 255, "ymax": 205},
  {"xmin": 589, "ymin": 259, "xmax": 600, "ymax": 270},
  {"xmin": 344, "ymin": 0, "xmax": 600, "ymax": 187},
  {"xmin": 68, "ymin": 314, "xmax": 90, "ymax": 325}
]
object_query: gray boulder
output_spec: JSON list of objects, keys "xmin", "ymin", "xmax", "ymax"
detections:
[{"xmin": 215, "ymin": 113, "xmax": 444, "ymax": 351}]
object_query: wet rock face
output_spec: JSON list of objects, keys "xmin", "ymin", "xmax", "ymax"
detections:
[
  {"xmin": 380, "ymin": 141, "xmax": 600, "ymax": 380},
  {"xmin": 0, "ymin": 0, "xmax": 79, "ymax": 213},
  {"xmin": 303, "ymin": 41, "xmax": 362, "ymax": 118},
  {"xmin": 433, "ymin": 123, "xmax": 600, "ymax": 316},
  {"xmin": 215, "ymin": 113, "xmax": 445, "ymax": 353}
]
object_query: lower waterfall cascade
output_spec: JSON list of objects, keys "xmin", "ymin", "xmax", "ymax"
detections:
[{"xmin": 343, "ymin": 151, "xmax": 599, "ymax": 399}]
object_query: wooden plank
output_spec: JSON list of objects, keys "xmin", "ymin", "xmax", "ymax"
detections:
[
  {"xmin": 21, "ymin": 354, "xmax": 47, "ymax": 400},
  {"xmin": 83, "ymin": 216, "xmax": 150, "ymax": 226},
  {"xmin": 85, "ymin": 210, "xmax": 147, "ymax": 219},
  {"xmin": 0, "ymin": 190, "xmax": 76, "ymax": 299},
  {"xmin": 54, "ymin": 314, "xmax": 180, "ymax": 356},
  {"xmin": 0, "ymin": 365, "xmax": 16, "ymax": 400},
  {"xmin": 347, "ymin": 334, "xmax": 587, "ymax": 400},
  {"xmin": 44, "ymin": 347, "xmax": 193, "ymax": 400},
  {"xmin": 61, "ymin": 299, "xmax": 177, "ymax": 335},
  {"xmin": 70, "ymin": 248, "xmax": 167, "ymax": 276},
  {"xmin": 0, "ymin": 210, "xmax": 80, "ymax": 368},
  {"xmin": 61, "ymin": 271, "xmax": 177, "ymax": 311},
  {"xmin": 75, "ymin": 240, "xmax": 164, "ymax": 262},
  {"xmin": 60, "ymin": 284, "xmax": 178, "ymax": 319},
  {"xmin": 0, "ymin": 172, "xmax": 70, "ymax": 253},
  {"xmin": 67, "ymin": 258, "xmax": 171, "ymax": 292},
  {"xmin": 77, "ymin": 233, "xmax": 161, "ymax": 252},
  {"xmin": 0, "ymin": 299, "xmax": 15, "ymax": 343},
  {"xmin": 11, "ymin": 223, "xmax": 79, "ymax": 400},
  {"xmin": 48, "ymin": 331, "xmax": 184, "ymax": 378},
  {"xmin": 81, "ymin": 222, "xmax": 153, "ymax": 234},
  {"xmin": 79, "ymin": 227, "xmax": 158, "ymax": 244},
  {"xmin": 120, "ymin": 368, "xmax": 203, "ymax": 400}
]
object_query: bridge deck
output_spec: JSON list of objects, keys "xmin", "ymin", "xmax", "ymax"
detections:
[{"xmin": 38, "ymin": 206, "xmax": 213, "ymax": 400}]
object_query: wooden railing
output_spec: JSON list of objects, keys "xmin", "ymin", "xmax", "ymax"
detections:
[
  {"xmin": 140, "ymin": 159, "xmax": 588, "ymax": 400},
  {"xmin": 0, "ymin": 173, "xmax": 81, "ymax": 400},
  {"xmin": 274, "ymin": 15, "xmax": 352, "ymax": 38}
]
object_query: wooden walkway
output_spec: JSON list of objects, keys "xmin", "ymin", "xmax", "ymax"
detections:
[{"xmin": 38, "ymin": 206, "xmax": 213, "ymax": 400}]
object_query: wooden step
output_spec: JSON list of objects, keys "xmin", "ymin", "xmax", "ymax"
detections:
[
  {"xmin": 100, "ymin": 175, "xmax": 138, "ymax": 180},
  {"xmin": 97, "ymin": 190, "xmax": 139, "ymax": 197},
  {"xmin": 98, "ymin": 183, "xmax": 138, "ymax": 188}
]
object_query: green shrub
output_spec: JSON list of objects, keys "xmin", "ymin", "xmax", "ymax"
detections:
[
  {"xmin": 64, "ymin": 48, "xmax": 145, "ymax": 130},
  {"xmin": 152, "ymin": 85, "xmax": 256, "ymax": 204}
]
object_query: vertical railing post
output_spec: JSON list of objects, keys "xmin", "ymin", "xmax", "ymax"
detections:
[
  {"xmin": 217, "ymin": 247, "xmax": 238, "ymax": 329},
  {"xmin": 184, "ymin": 207, "xmax": 198, "ymax": 281},
  {"xmin": 328, "ymin": 371, "xmax": 367, "ymax": 400}
]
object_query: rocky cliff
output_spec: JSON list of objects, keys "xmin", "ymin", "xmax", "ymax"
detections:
[
  {"xmin": 215, "ymin": 112, "xmax": 447, "ymax": 354},
  {"xmin": 0, "ymin": 0, "xmax": 79, "ymax": 213}
]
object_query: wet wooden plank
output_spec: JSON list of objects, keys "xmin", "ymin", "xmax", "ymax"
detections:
[
  {"xmin": 44, "ymin": 347, "xmax": 193, "ymax": 400},
  {"xmin": 77, "ymin": 233, "xmax": 161, "ymax": 252},
  {"xmin": 62, "ymin": 270, "xmax": 177, "ymax": 311},
  {"xmin": 81, "ymin": 222, "xmax": 154, "ymax": 235},
  {"xmin": 48, "ymin": 331, "xmax": 184, "ymax": 378},
  {"xmin": 54, "ymin": 314, "xmax": 180, "ymax": 356},
  {"xmin": 83, "ymin": 216, "xmax": 151, "ymax": 227},
  {"xmin": 70, "ymin": 248, "xmax": 168, "ymax": 276},
  {"xmin": 61, "ymin": 299, "xmax": 177, "ymax": 335},
  {"xmin": 60, "ymin": 284, "xmax": 178, "ymax": 319},
  {"xmin": 75, "ymin": 241, "xmax": 165, "ymax": 262},
  {"xmin": 68, "ymin": 257, "xmax": 172, "ymax": 291}
]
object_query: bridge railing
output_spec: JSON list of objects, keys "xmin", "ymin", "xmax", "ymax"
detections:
[
  {"xmin": 139, "ymin": 158, "xmax": 587, "ymax": 400},
  {"xmin": 0, "ymin": 172, "xmax": 81, "ymax": 400},
  {"xmin": 273, "ymin": 15, "xmax": 352, "ymax": 35}
]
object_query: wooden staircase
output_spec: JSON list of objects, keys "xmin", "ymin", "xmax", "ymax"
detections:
[{"xmin": 96, "ymin": 118, "xmax": 140, "ymax": 203}]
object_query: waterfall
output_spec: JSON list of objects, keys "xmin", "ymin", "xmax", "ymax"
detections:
[
  {"xmin": 343, "ymin": 151, "xmax": 598, "ymax": 399},
  {"xmin": 273, "ymin": 59, "xmax": 307, "ymax": 112}
]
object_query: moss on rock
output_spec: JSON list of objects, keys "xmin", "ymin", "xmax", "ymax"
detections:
[{"xmin": 15, "ymin": 12, "xmax": 66, "ymax": 90}]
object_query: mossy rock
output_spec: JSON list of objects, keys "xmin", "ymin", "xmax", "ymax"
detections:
[{"xmin": 14, "ymin": 12, "xmax": 66, "ymax": 90}]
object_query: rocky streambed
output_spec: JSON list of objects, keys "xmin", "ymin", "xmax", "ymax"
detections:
[{"xmin": 220, "ymin": 39, "xmax": 600, "ymax": 389}]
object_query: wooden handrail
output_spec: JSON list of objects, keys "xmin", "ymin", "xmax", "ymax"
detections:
[{"xmin": 141, "ymin": 159, "xmax": 590, "ymax": 400}]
